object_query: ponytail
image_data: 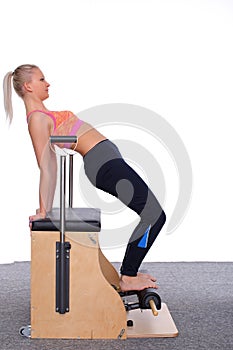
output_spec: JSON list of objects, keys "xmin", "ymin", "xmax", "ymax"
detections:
[
  {"xmin": 3, "ymin": 71, "xmax": 14, "ymax": 124},
  {"xmin": 3, "ymin": 64, "xmax": 39, "ymax": 125}
]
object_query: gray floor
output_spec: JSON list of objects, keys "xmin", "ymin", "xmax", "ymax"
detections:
[{"xmin": 0, "ymin": 261, "xmax": 232, "ymax": 350}]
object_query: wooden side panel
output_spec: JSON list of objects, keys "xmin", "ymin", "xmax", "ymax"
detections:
[{"xmin": 31, "ymin": 231, "xmax": 127, "ymax": 339}]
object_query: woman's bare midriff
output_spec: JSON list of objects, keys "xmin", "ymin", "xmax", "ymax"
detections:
[{"xmin": 74, "ymin": 122, "xmax": 107, "ymax": 157}]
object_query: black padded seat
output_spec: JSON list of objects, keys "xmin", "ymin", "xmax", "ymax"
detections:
[{"xmin": 31, "ymin": 208, "xmax": 101, "ymax": 232}]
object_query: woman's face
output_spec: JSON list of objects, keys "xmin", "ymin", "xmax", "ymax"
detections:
[{"xmin": 27, "ymin": 68, "xmax": 50, "ymax": 101}]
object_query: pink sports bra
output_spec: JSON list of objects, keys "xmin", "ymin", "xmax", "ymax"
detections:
[{"xmin": 26, "ymin": 109, "xmax": 84, "ymax": 136}]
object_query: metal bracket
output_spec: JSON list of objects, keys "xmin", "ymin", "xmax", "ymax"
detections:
[
  {"xmin": 19, "ymin": 325, "xmax": 31, "ymax": 338},
  {"xmin": 56, "ymin": 241, "xmax": 71, "ymax": 314},
  {"xmin": 118, "ymin": 328, "xmax": 126, "ymax": 339},
  {"xmin": 119, "ymin": 288, "xmax": 161, "ymax": 314}
]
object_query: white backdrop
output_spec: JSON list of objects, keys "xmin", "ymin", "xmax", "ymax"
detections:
[{"xmin": 0, "ymin": 0, "xmax": 233, "ymax": 263}]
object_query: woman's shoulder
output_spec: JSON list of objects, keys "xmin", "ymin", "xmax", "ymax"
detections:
[
  {"xmin": 27, "ymin": 109, "xmax": 55, "ymax": 124},
  {"xmin": 27, "ymin": 110, "xmax": 56, "ymax": 134},
  {"xmin": 27, "ymin": 109, "xmax": 55, "ymax": 119}
]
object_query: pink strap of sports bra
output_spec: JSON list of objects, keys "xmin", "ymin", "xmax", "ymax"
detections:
[{"xmin": 26, "ymin": 110, "xmax": 56, "ymax": 131}]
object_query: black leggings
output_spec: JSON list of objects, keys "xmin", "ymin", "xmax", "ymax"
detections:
[{"xmin": 83, "ymin": 140, "xmax": 166, "ymax": 276}]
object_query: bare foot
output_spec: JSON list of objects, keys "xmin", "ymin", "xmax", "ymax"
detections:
[
  {"xmin": 137, "ymin": 272, "xmax": 157, "ymax": 282},
  {"xmin": 119, "ymin": 273, "xmax": 158, "ymax": 292}
]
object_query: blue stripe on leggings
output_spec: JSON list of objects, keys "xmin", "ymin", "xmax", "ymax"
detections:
[{"xmin": 137, "ymin": 225, "xmax": 151, "ymax": 248}]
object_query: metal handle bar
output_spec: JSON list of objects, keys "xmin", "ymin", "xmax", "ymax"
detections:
[{"xmin": 50, "ymin": 136, "xmax": 77, "ymax": 144}]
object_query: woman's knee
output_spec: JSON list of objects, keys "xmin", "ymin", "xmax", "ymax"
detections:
[
  {"xmin": 158, "ymin": 209, "xmax": 166, "ymax": 227},
  {"xmin": 140, "ymin": 190, "xmax": 165, "ymax": 224}
]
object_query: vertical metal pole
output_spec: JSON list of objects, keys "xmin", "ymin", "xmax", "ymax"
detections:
[
  {"xmin": 59, "ymin": 155, "xmax": 66, "ymax": 313},
  {"xmin": 69, "ymin": 154, "xmax": 74, "ymax": 208},
  {"xmin": 50, "ymin": 137, "xmax": 75, "ymax": 315},
  {"xmin": 60, "ymin": 155, "xmax": 66, "ymax": 243}
]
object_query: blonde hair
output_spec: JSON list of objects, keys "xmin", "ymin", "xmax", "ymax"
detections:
[{"xmin": 3, "ymin": 64, "xmax": 39, "ymax": 124}]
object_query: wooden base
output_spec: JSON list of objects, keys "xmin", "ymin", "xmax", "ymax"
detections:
[
  {"xmin": 30, "ymin": 230, "xmax": 178, "ymax": 339},
  {"xmin": 127, "ymin": 303, "xmax": 178, "ymax": 338}
]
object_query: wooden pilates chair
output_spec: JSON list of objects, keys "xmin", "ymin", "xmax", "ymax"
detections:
[{"xmin": 20, "ymin": 136, "xmax": 178, "ymax": 339}]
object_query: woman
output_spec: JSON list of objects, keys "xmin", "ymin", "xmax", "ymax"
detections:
[{"xmin": 3, "ymin": 64, "xmax": 166, "ymax": 292}]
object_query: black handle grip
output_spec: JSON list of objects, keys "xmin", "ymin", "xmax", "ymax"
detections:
[{"xmin": 50, "ymin": 136, "xmax": 77, "ymax": 144}]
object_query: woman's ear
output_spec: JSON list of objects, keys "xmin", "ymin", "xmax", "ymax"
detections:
[{"xmin": 23, "ymin": 81, "xmax": 33, "ymax": 93}]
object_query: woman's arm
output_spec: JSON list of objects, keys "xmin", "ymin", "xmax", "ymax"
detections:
[{"xmin": 28, "ymin": 112, "xmax": 57, "ymax": 220}]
